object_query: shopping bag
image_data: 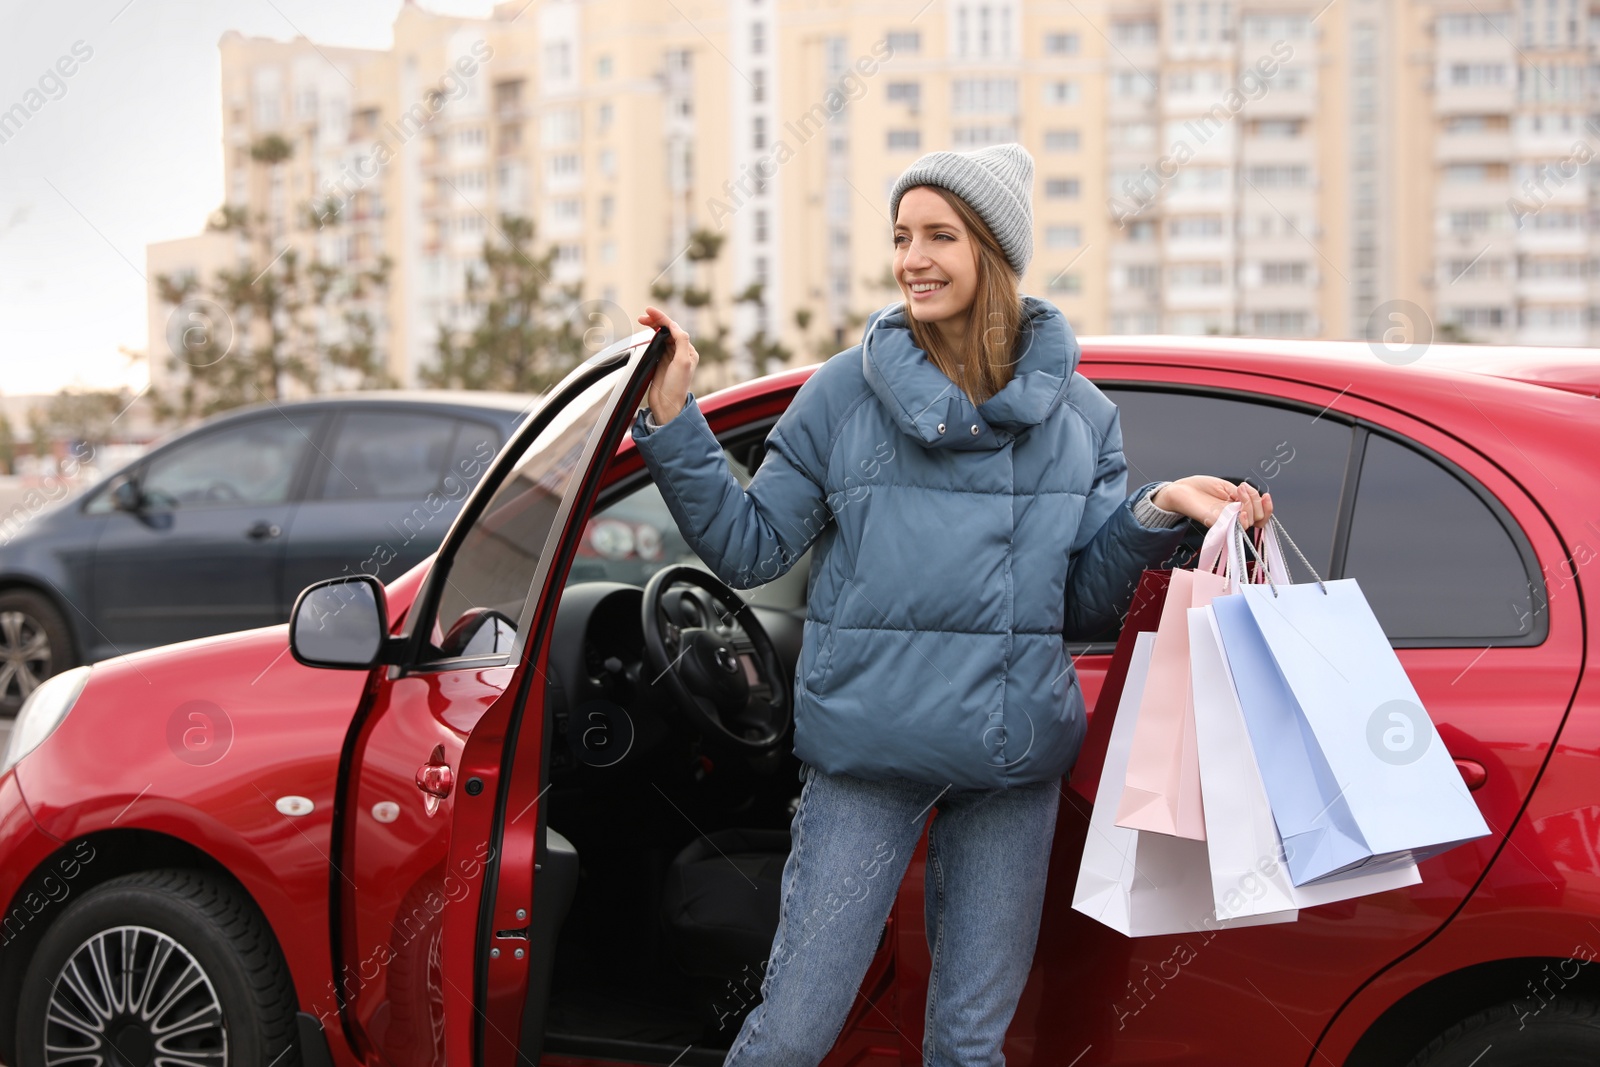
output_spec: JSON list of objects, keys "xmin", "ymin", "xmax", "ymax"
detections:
[
  {"xmin": 1209, "ymin": 520, "xmax": 1491, "ymax": 886},
  {"xmin": 1072, "ymin": 631, "xmax": 1298, "ymax": 937},
  {"xmin": 1067, "ymin": 568, "xmax": 1170, "ymax": 805},
  {"xmin": 1114, "ymin": 503, "xmax": 1263, "ymax": 840},
  {"xmin": 1188, "ymin": 603, "xmax": 1423, "ymax": 919}
]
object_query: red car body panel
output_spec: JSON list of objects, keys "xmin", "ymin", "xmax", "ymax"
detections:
[{"xmin": 0, "ymin": 340, "xmax": 1591, "ymax": 1066}]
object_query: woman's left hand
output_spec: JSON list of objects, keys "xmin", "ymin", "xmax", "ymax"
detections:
[{"xmin": 1151, "ymin": 476, "xmax": 1272, "ymax": 530}]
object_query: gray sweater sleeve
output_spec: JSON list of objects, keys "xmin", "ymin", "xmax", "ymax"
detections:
[{"xmin": 1131, "ymin": 480, "xmax": 1187, "ymax": 530}]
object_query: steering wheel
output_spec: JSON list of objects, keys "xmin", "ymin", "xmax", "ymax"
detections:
[
  {"xmin": 641, "ymin": 566, "xmax": 792, "ymax": 754},
  {"xmin": 203, "ymin": 481, "xmax": 244, "ymax": 504}
]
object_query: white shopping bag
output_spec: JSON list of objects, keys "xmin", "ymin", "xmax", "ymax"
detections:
[
  {"xmin": 1072, "ymin": 631, "xmax": 1297, "ymax": 937},
  {"xmin": 1188, "ymin": 604, "xmax": 1423, "ymax": 920}
]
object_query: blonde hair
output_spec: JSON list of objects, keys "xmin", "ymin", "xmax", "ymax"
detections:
[{"xmin": 897, "ymin": 185, "xmax": 1024, "ymax": 407}]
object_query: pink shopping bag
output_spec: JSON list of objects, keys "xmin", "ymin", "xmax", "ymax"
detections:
[{"xmin": 1114, "ymin": 502, "xmax": 1271, "ymax": 841}]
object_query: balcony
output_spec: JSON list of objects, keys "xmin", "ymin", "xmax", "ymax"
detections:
[
  {"xmin": 1515, "ymin": 275, "xmax": 1588, "ymax": 301},
  {"xmin": 1239, "ymin": 136, "xmax": 1315, "ymax": 165},
  {"xmin": 1165, "ymin": 284, "xmax": 1234, "ymax": 311},
  {"xmin": 1241, "ymin": 88, "xmax": 1316, "ymax": 121},
  {"xmin": 1435, "ymin": 131, "xmax": 1513, "ymax": 163},
  {"xmin": 1515, "ymin": 224, "xmax": 1588, "ymax": 254},
  {"xmin": 1165, "ymin": 233, "xmax": 1235, "ymax": 259},
  {"xmin": 1433, "ymin": 180, "xmax": 1511, "ymax": 209},
  {"xmin": 1434, "ymin": 84, "xmax": 1514, "ymax": 116}
]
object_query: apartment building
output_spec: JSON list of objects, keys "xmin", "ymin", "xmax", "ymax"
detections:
[
  {"xmin": 146, "ymin": 1, "xmax": 1600, "ymax": 399},
  {"xmin": 1430, "ymin": 2, "xmax": 1600, "ymax": 345}
]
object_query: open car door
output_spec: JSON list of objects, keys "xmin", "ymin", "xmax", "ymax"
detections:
[{"xmin": 420, "ymin": 329, "xmax": 664, "ymax": 1066}]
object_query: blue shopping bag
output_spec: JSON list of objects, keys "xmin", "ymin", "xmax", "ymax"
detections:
[{"xmin": 1208, "ymin": 523, "xmax": 1490, "ymax": 886}]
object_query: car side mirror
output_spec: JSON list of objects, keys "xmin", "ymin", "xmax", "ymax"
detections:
[{"xmin": 289, "ymin": 576, "xmax": 397, "ymax": 669}]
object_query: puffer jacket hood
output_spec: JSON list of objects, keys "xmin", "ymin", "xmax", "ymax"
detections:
[
  {"xmin": 861, "ymin": 295, "xmax": 1078, "ymax": 450},
  {"xmin": 630, "ymin": 297, "xmax": 1185, "ymax": 791}
]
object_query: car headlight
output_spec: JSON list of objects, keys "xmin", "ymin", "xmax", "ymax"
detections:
[{"xmin": 1, "ymin": 666, "xmax": 91, "ymax": 776}]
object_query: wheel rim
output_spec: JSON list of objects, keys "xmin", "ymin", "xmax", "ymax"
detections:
[
  {"xmin": 0, "ymin": 609, "xmax": 51, "ymax": 705},
  {"xmin": 42, "ymin": 925, "xmax": 227, "ymax": 1066}
]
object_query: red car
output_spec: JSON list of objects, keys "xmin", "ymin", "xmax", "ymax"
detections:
[{"xmin": 0, "ymin": 329, "xmax": 1595, "ymax": 1067}]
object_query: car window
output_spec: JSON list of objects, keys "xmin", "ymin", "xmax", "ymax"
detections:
[
  {"xmin": 444, "ymin": 418, "xmax": 505, "ymax": 495},
  {"xmin": 140, "ymin": 415, "xmax": 318, "ymax": 509},
  {"xmin": 1104, "ymin": 387, "xmax": 1354, "ymax": 576},
  {"xmin": 426, "ymin": 373, "xmax": 622, "ymax": 659},
  {"xmin": 1344, "ymin": 432, "xmax": 1536, "ymax": 642},
  {"xmin": 565, "ymin": 434, "xmax": 809, "ymax": 611},
  {"xmin": 318, "ymin": 411, "xmax": 462, "ymax": 501}
]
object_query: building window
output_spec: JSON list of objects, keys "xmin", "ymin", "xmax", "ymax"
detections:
[
  {"xmin": 753, "ymin": 116, "xmax": 767, "ymax": 149},
  {"xmin": 1048, "ymin": 273, "xmax": 1082, "ymax": 294},
  {"xmin": 887, "ymin": 81, "xmax": 921, "ymax": 108},
  {"xmin": 1112, "ymin": 19, "xmax": 1158, "ymax": 44},
  {"xmin": 1046, "ymin": 224, "xmax": 1082, "ymax": 248},
  {"xmin": 755, "ymin": 210, "xmax": 769, "ymax": 242},
  {"xmin": 1125, "ymin": 264, "xmax": 1160, "ymax": 289},
  {"xmin": 494, "ymin": 79, "xmax": 524, "ymax": 113},
  {"xmin": 542, "ymin": 109, "xmax": 581, "ymax": 146},
  {"xmin": 1044, "ymin": 32, "xmax": 1079, "ymax": 55},
  {"xmin": 1045, "ymin": 177, "xmax": 1081, "ymax": 199},
  {"xmin": 1251, "ymin": 119, "xmax": 1303, "ymax": 139},
  {"xmin": 953, "ymin": 125, "xmax": 1016, "ymax": 147},
  {"xmin": 751, "ymin": 22, "xmax": 765, "ymax": 54},
  {"xmin": 1169, "ymin": 263, "xmax": 1225, "ymax": 286},
  {"xmin": 1044, "ymin": 128, "xmax": 1080, "ymax": 152},
  {"xmin": 886, "ymin": 30, "xmax": 921, "ymax": 54},
  {"xmin": 1245, "ymin": 164, "xmax": 1309, "ymax": 187},
  {"xmin": 596, "ymin": 55, "xmax": 613, "ymax": 78},
  {"xmin": 598, "ymin": 102, "xmax": 613, "ymax": 131},
  {"xmin": 1248, "ymin": 310, "xmax": 1310, "ymax": 334},
  {"xmin": 887, "ymin": 129, "xmax": 922, "ymax": 151},
  {"xmin": 1113, "ymin": 71, "xmax": 1157, "ymax": 99},
  {"xmin": 1169, "ymin": 216, "xmax": 1225, "ymax": 238},
  {"xmin": 753, "ymin": 69, "xmax": 766, "ymax": 102},
  {"xmin": 1044, "ymin": 81, "xmax": 1079, "ymax": 105},
  {"xmin": 952, "ymin": 78, "xmax": 1018, "ymax": 114},
  {"xmin": 1449, "ymin": 63, "xmax": 1507, "ymax": 86}
]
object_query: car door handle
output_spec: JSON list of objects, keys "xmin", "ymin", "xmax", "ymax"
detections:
[
  {"xmin": 246, "ymin": 521, "xmax": 282, "ymax": 541},
  {"xmin": 1454, "ymin": 757, "xmax": 1488, "ymax": 791},
  {"xmin": 416, "ymin": 744, "xmax": 454, "ymax": 814}
]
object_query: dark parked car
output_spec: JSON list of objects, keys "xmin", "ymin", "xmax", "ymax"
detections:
[{"xmin": 0, "ymin": 391, "xmax": 538, "ymax": 714}]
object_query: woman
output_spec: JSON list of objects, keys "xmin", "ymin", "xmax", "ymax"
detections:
[{"xmin": 630, "ymin": 143, "xmax": 1270, "ymax": 1067}]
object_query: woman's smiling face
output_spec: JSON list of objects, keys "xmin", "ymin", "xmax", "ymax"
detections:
[{"xmin": 893, "ymin": 186, "xmax": 979, "ymax": 331}]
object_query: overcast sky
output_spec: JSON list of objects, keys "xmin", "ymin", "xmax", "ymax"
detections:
[{"xmin": 0, "ymin": 0, "xmax": 496, "ymax": 398}]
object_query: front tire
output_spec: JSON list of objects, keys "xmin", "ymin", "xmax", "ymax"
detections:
[
  {"xmin": 15, "ymin": 869, "xmax": 300, "ymax": 1067},
  {"xmin": 1407, "ymin": 998, "xmax": 1600, "ymax": 1066},
  {"xmin": 0, "ymin": 589, "xmax": 74, "ymax": 717}
]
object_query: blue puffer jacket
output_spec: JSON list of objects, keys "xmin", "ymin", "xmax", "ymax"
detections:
[{"xmin": 629, "ymin": 296, "xmax": 1186, "ymax": 790}]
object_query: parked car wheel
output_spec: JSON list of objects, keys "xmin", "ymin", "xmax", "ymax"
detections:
[
  {"xmin": 1407, "ymin": 998, "xmax": 1600, "ymax": 1066},
  {"xmin": 0, "ymin": 588, "xmax": 73, "ymax": 717},
  {"xmin": 14, "ymin": 869, "xmax": 300, "ymax": 1067}
]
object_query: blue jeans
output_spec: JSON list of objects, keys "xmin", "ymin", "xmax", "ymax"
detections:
[{"xmin": 722, "ymin": 762, "xmax": 1062, "ymax": 1067}]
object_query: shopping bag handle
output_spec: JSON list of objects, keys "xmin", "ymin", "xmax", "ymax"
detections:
[
  {"xmin": 1198, "ymin": 502, "xmax": 1289, "ymax": 589},
  {"xmin": 1241, "ymin": 516, "xmax": 1328, "ymax": 596}
]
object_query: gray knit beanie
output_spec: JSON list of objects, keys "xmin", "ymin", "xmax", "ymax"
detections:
[{"xmin": 888, "ymin": 142, "xmax": 1035, "ymax": 276}]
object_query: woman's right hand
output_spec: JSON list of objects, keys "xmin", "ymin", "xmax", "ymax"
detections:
[{"xmin": 638, "ymin": 305, "xmax": 698, "ymax": 425}]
